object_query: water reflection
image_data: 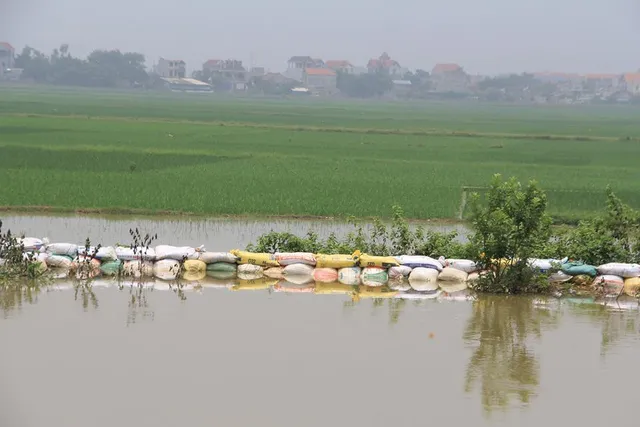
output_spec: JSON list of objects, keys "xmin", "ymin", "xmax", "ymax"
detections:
[{"xmin": 463, "ymin": 296, "xmax": 559, "ymax": 413}]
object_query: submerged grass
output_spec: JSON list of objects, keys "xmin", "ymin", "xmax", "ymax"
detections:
[{"xmin": 1, "ymin": 86, "xmax": 640, "ymax": 221}]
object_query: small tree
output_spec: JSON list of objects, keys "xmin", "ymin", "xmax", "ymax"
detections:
[{"xmin": 469, "ymin": 175, "xmax": 552, "ymax": 293}]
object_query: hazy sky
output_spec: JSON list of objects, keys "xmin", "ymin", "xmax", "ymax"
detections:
[{"xmin": 1, "ymin": 0, "xmax": 639, "ymax": 75}]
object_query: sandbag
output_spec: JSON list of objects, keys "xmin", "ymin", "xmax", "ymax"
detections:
[
  {"xmin": 313, "ymin": 268, "xmax": 338, "ymax": 283},
  {"xmin": 264, "ymin": 267, "xmax": 285, "ymax": 279},
  {"xmin": 155, "ymin": 245, "xmax": 203, "ymax": 261},
  {"xmin": 183, "ymin": 259, "xmax": 206, "ymax": 272},
  {"xmin": 597, "ymin": 263, "xmax": 640, "ymax": 278},
  {"xmin": 338, "ymin": 267, "xmax": 361, "ymax": 285},
  {"xmin": 314, "ymin": 282, "xmax": 355, "ymax": 295},
  {"xmin": 389, "ymin": 265, "xmax": 412, "ymax": 279},
  {"xmin": 359, "ymin": 254, "xmax": 399, "ymax": 269},
  {"xmin": 45, "ymin": 243, "xmax": 78, "ymax": 257},
  {"xmin": 46, "ymin": 254, "xmax": 73, "ymax": 269},
  {"xmin": 206, "ymin": 262, "xmax": 237, "ymax": 273},
  {"xmin": 122, "ymin": 260, "xmax": 154, "ymax": 278},
  {"xmin": 100, "ymin": 259, "xmax": 123, "ymax": 276},
  {"xmin": 438, "ymin": 267, "xmax": 468, "ymax": 283},
  {"xmin": 395, "ymin": 255, "xmax": 443, "ymax": 271},
  {"xmin": 561, "ymin": 262, "xmax": 597, "ymax": 277},
  {"xmin": 115, "ymin": 246, "xmax": 156, "ymax": 261},
  {"xmin": 283, "ymin": 264, "xmax": 314, "ymax": 277},
  {"xmin": 153, "ymin": 259, "xmax": 180, "ymax": 281},
  {"xmin": 409, "ymin": 267, "xmax": 439, "ymax": 291},
  {"xmin": 230, "ymin": 250, "xmax": 279, "ymax": 267},
  {"xmin": 78, "ymin": 246, "xmax": 118, "ymax": 261},
  {"xmin": 183, "ymin": 269, "xmax": 206, "ymax": 282},
  {"xmin": 593, "ymin": 275, "xmax": 624, "ymax": 295},
  {"xmin": 549, "ymin": 271, "xmax": 572, "ymax": 283},
  {"xmin": 197, "ymin": 252, "xmax": 238, "ymax": 264},
  {"xmin": 315, "ymin": 251, "xmax": 360, "ymax": 268},
  {"xmin": 361, "ymin": 267, "xmax": 388, "ymax": 287},
  {"xmin": 17, "ymin": 237, "xmax": 47, "ymax": 251},
  {"xmin": 445, "ymin": 259, "xmax": 477, "ymax": 273},
  {"xmin": 528, "ymin": 258, "xmax": 561, "ymax": 273},
  {"xmin": 623, "ymin": 277, "xmax": 640, "ymax": 297},
  {"xmin": 275, "ymin": 252, "xmax": 316, "ymax": 266},
  {"xmin": 206, "ymin": 270, "xmax": 236, "ymax": 280},
  {"xmin": 21, "ymin": 252, "xmax": 48, "ymax": 274},
  {"xmin": 72, "ymin": 256, "xmax": 101, "ymax": 279},
  {"xmin": 237, "ymin": 264, "xmax": 264, "ymax": 275}
]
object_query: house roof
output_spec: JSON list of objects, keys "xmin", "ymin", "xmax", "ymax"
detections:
[
  {"xmin": 585, "ymin": 73, "xmax": 618, "ymax": 80},
  {"xmin": 623, "ymin": 73, "xmax": 640, "ymax": 83},
  {"xmin": 326, "ymin": 60, "xmax": 352, "ymax": 68},
  {"xmin": 305, "ymin": 68, "xmax": 336, "ymax": 76},
  {"xmin": 0, "ymin": 42, "xmax": 14, "ymax": 51},
  {"xmin": 432, "ymin": 63, "xmax": 462, "ymax": 74},
  {"xmin": 204, "ymin": 59, "xmax": 222, "ymax": 67}
]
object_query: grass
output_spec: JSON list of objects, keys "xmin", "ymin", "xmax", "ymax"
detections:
[{"xmin": 1, "ymin": 85, "xmax": 640, "ymax": 221}]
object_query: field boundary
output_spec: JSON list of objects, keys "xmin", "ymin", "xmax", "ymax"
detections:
[{"xmin": 3, "ymin": 113, "xmax": 637, "ymax": 143}]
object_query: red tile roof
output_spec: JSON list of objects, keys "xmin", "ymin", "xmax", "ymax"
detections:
[
  {"xmin": 367, "ymin": 59, "xmax": 399, "ymax": 69},
  {"xmin": 585, "ymin": 73, "xmax": 618, "ymax": 79},
  {"xmin": 432, "ymin": 63, "xmax": 462, "ymax": 74},
  {"xmin": 204, "ymin": 59, "xmax": 222, "ymax": 67},
  {"xmin": 0, "ymin": 42, "xmax": 14, "ymax": 51},
  {"xmin": 305, "ymin": 68, "xmax": 336, "ymax": 76},
  {"xmin": 624, "ymin": 73, "xmax": 640, "ymax": 83}
]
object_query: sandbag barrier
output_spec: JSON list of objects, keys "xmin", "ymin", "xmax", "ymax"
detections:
[{"xmin": 7, "ymin": 239, "xmax": 640, "ymax": 298}]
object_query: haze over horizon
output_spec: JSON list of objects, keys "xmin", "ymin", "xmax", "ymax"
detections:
[{"xmin": 1, "ymin": 0, "xmax": 639, "ymax": 75}]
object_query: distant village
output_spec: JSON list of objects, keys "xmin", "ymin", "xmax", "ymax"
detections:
[{"xmin": 1, "ymin": 41, "xmax": 640, "ymax": 104}]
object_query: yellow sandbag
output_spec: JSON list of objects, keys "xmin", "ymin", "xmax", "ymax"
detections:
[
  {"xmin": 230, "ymin": 249, "xmax": 279, "ymax": 267},
  {"xmin": 315, "ymin": 250, "xmax": 361, "ymax": 268},
  {"xmin": 358, "ymin": 254, "xmax": 399, "ymax": 268},
  {"xmin": 231, "ymin": 277, "xmax": 277, "ymax": 291},
  {"xmin": 183, "ymin": 260, "xmax": 206, "ymax": 273},
  {"xmin": 490, "ymin": 258, "xmax": 521, "ymax": 269},
  {"xmin": 624, "ymin": 277, "xmax": 640, "ymax": 296},
  {"xmin": 314, "ymin": 282, "xmax": 355, "ymax": 295}
]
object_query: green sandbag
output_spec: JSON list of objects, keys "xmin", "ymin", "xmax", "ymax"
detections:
[
  {"xmin": 206, "ymin": 262, "xmax": 237, "ymax": 273},
  {"xmin": 206, "ymin": 270, "xmax": 236, "ymax": 280},
  {"xmin": 100, "ymin": 259, "xmax": 123, "ymax": 276},
  {"xmin": 561, "ymin": 262, "xmax": 597, "ymax": 277}
]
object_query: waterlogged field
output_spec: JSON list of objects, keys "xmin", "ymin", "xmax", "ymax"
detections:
[{"xmin": 1, "ymin": 86, "xmax": 640, "ymax": 220}]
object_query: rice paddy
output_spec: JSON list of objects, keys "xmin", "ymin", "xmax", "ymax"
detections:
[{"xmin": 1, "ymin": 86, "xmax": 639, "ymax": 221}]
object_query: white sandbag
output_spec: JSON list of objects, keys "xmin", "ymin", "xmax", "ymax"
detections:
[
  {"xmin": 155, "ymin": 245, "xmax": 204, "ymax": 261},
  {"xmin": 597, "ymin": 263, "xmax": 640, "ymax": 278},
  {"xmin": 361, "ymin": 267, "xmax": 388, "ymax": 287},
  {"xmin": 46, "ymin": 255, "xmax": 73, "ymax": 269},
  {"xmin": 548, "ymin": 271, "xmax": 572, "ymax": 283},
  {"xmin": 389, "ymin": 265, "xmax": 412, "ymax": 279},
  {"xmin": 77, "ymin": 246, "xmax": 118, "ymax": 261},
  {"xmin": 395, "ymin": 255, "xmax": 443, "ymax": 271},
  {"xmin": 467, "ymin": 272, "xmax": 480, "ymax": 283},
  {"xmin": 438, "ymin": 267, "xmax": 468, "ymax": 283},
  {"xmin": 338, "ymin": 267, "xmax": 361, "ymax": 285},
  {"xmin": 17, "ymin": 237, "xmax": 48, "ymax": 251},
  {"xmin": 122, "ymin": 260, "xmax": 154, "ymax": 278},
  {"xmin": 275, "ymin": 252, "xmax": 316, "ymax": 266},
  {"xmin": 153, "ymin": 259, "xmax": 180, "ymax": 281},
  {"xmin": 263, "ymin": 267, "xmax": 285, "ymax": 279},
  {"xmin": 45, "ymin": 243, "xmax": 78, "ymax": 257},
  {"xmin": 528, "ymin": 258, "xmax": 561, "ymax": 273},
  {"xmin": 197, "ymin": 251, "xmax": 238, "ymax": 264},
  {"xmin": 238, "ymin": 264, "xmax": 264, "ymax": 275},
  {"xmin": 409, "ymin": 267, "xmax": 439, "ymax": 291},
  {"xmin": 445, "ymin": 259, "xmax": 478, "ymax": 273},
  {"xmin": 283, "ymin": 264, "xmax": 315, "ymax": 277},
  {"xmin": 593, "ymin": 275, "xmax": 624, "ymax": 295},
  {"xmin": 282, "ymin": 274, "xmax": 314, "ymax": 285},
  {"xmin": 115, "ymin": 246, "xmax": 157, "ymax": 261}
]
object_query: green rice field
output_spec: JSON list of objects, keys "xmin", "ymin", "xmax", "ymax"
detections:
[{"xmin": 1, "ymin": 86, "xmax": 639, "ymax": 221}]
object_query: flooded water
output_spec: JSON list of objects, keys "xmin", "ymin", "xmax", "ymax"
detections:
[{"xmin": 1, "ymin": 215, "xmax": 640, "ymax": 426}]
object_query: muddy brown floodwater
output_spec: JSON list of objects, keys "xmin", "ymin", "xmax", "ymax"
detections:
[{"xmin": 1, "ymin": 215, "xmax": 640, "ymax": 427}]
